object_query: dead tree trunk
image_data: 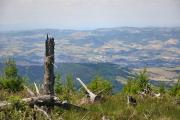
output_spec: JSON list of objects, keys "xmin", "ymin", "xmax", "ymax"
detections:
[{"xmin": 43, "ymin": 34, "xmax": 55, "ymax": 96}]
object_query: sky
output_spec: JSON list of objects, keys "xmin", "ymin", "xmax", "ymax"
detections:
[{"xmin": 0, "ymin": 0, "xmax": 180, "ymax": 31}]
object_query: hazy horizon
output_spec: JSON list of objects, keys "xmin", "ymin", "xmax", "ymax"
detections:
[
  {"xmin": 0, "ymin": 0, "xmax": 180, "ymax": 31},
  {"xmin": 1, "ymin": 26, "xmax": 180, "ymax": 32}
]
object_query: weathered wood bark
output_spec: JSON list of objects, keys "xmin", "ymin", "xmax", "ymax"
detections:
[{"xmin": 43, "ymin": 34, "xmax": 55, "ymax": 96}]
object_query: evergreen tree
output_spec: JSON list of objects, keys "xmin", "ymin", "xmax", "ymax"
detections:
[{"xmin": 0, "ymin": 58, "xmax": 25, "ymax": 92}]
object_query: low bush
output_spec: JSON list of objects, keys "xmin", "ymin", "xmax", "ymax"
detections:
[
  {"xmin": 123, "ymin": 68, "xmax": 151, "ymax": 94},
  {"xmin": 88, "ymin": 75, "xmax": 113, "ymax": 95}
]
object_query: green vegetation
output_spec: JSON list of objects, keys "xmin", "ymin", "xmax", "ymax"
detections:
[
  {"xmin": 158, "ymin": 82, "xmax": 166, "ymax": 94},
  {"xmin": 88, "ymin": 75, "xmax": 113, "ymax": 95},
  {"xmin": 0, "ymin": 92, "xmax": 180, "ymax": 120},
  {"xmin": 0, "ymin": 60, "xmax": 180, "ymax": 120},
  {"xmin": 169, "ymin": 76, "xmax": 180, "ymax": 96},
  {"xmin": 123, "ymin": 68, "xmax": 151, "ymax": 94},
  {"xmin": 0, "ymin": 58, "xmax": 25, "ymax": 92},
  {"xmin": 55, "ymin": 73, "xmax": 63, "ymax": 94}
]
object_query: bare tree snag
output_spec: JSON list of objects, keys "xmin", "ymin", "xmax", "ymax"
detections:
[{"xmin": 43, "ymin": 34, "xmax": 55, "ymax": 96}]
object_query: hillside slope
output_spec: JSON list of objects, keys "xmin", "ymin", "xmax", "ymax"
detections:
[{"xmin": 0, "ymin": 62, "xmax": 132, "ymax": 92}]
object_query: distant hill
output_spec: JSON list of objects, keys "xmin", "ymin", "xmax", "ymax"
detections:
[{"xmin": 0, "ymin": 27, "xmax": 180, "ymax": 67}]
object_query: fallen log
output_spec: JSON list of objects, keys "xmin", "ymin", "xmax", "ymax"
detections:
[
  {"xmin": 54, "ymin": 100, "xmax": 87, "ymax": 111},
  {"xmin": 0, "ymin": 95, "xmax": 86, "ymax": 111},
  {"xmin": 0, "ymin": 95, "xmax": 54, "ymax": 108}
]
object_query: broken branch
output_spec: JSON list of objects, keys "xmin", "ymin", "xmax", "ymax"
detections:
[{"xmin": 76, "ymin": 78, "xmax": 97, "ymax": 103}]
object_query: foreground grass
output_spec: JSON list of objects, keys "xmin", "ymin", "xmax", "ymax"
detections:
[{"xmin": 0, "ymin": 90, "xmax": 180, "ymax": 120}]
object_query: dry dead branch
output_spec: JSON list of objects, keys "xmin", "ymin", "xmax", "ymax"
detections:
[
  {"xmin": 34, "ymin": 105, "xmax": 51, "ymax": 120},
  {"xmin": 34, "ymin": 82, "xmax": 40, "ymax": 96},
  {"xmin": 76, "ymin": 78, "xmax": 97, "ymax": 103},
  {"xmin": 24, "ymin": 85, "xmax": 36, "ymax": 97}
]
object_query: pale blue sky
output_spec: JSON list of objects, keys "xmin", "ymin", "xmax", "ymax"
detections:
[{"xmin": 0, "ymin": 0, "xmax": 180, "ymax": 31}]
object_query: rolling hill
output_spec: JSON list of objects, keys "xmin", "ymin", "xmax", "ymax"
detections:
[{"xmin": 0, "ymin": 27, "xmax": 179, "ymax": 67}]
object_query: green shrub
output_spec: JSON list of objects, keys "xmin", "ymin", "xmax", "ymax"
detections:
[
  {"xmin": 0, "ymin": 58, "xmax": 25, "ymax": 92},
  {"xmin": 136, "ymin": 68, "xmax": 150, "ymax": 90},
  {"xmin": 123, "ymin": 78, "xmax": 139, "ymax": 94},
  {"xmin": 0, "ymin": 76, "xmax": 24, "ymax": 92},
  {"xmin": 88, "ymin": 75, "xmax": 112, "ymax": 95},
  {"xmin": 4, "ymin": 58, "xmax": 18, "ymax": 78},
  {"xmin": 59, "ymin": 74, "xmax": 75, "ymax": 101},
  {"xmin": 123, "ymin": 68, "xmax": 151, "ymax": 94},
  {"xmin": 169, "ymin": 78, "xmax": 180, "ymax": 96},
  {"xmin": 55, "ymin": 73, "xmax": 63, "ymax": 94},
  {"xmin": 159, "ymin": 82, "xmax": 166, "ymax": 94},
  {"xmin": 7, "ymin": 96, "xmax": 26, "ymax": 110},
  {"xmin": 65, "ymin": 73, "xmax": 74, "ymax": 92}
]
